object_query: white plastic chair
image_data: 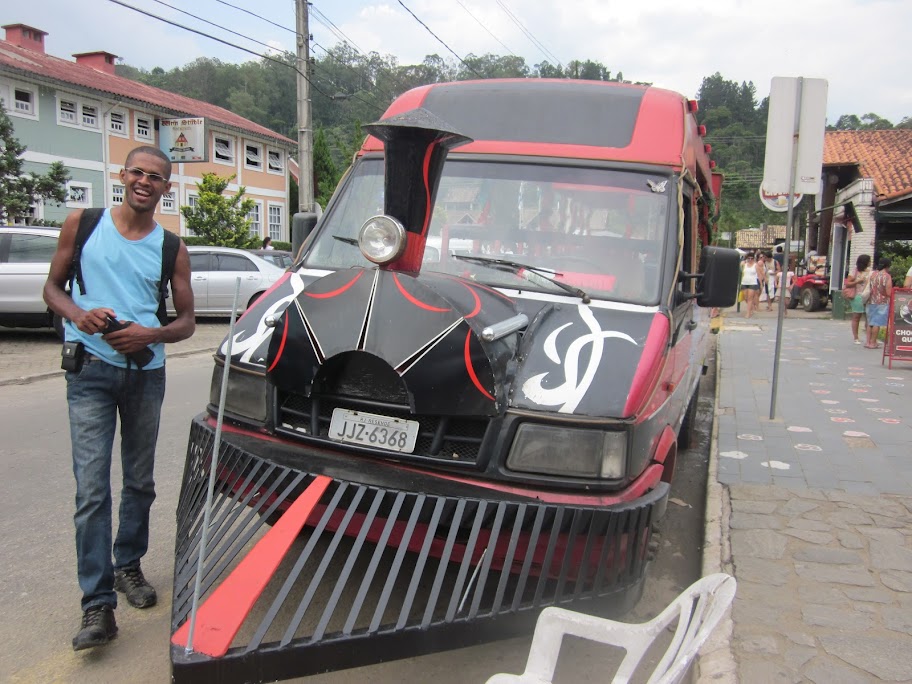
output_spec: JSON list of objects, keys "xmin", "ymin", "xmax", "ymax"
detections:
[{"xmin": 486, "ymin": 573, "xmax": 736, "ymax": 684}]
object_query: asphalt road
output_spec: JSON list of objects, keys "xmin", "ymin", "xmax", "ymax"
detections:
[{"xmin": 0, "ymin": 343, "xmax": 714, "ymax": 683}]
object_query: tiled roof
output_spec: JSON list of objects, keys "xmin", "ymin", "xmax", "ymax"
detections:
[
  {"xmin": 823, "ymin": 130, "xmax": 912, "ymax": 201},
  {"xmin": 0, "ymin": 40, "xmax": 294, "ymax": 146}
]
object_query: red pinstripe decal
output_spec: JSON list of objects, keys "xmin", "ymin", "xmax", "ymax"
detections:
[
  {"xmin": 393, "ymin": 273, "xmax": 450, "ymax": 312},
  {"xmin": 459, "ymin": 281, "xmax": 482, "ymax": 318},
  {"xmin": 266, "ymin": 313, "xmax": 289, "ymax": 372},
  {"xmin": 421, "ymin": 142, "xmax": 436, "ymax": 234},
  {"xmin": 464, "ymin": 329, "xmax": 494, "ymax": 401},
  {"xmin": 171, "ymin": 475, "xmax": 332, "ymax": 657},
  {"xmin": 304, "ymin": 270, "xmax": 364, "ymax": 299}
]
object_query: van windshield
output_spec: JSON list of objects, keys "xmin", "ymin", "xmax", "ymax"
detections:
[{"xmin": 304, "ymin": 158, "xmax": 672, "ymax": 305}]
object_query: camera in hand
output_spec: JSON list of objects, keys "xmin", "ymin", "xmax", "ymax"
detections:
[{"xmin": 102, "ymin": 316, "xmax": 154, "ymax": 368}]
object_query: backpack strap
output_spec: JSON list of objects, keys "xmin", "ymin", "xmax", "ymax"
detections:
[
  {"xmin": 69, "ymin": 208, "xmax": 105, "ymax": 295},
  {"xmin": 157, "ymin": 230, "xmax": 182, "ymax": 326}
]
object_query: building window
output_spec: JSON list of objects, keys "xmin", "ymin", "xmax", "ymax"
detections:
[
  {"xmin": 81, "ymin": 104, "xmax": 98, "ymax": 128},
  {"xmin": 267, "ymin": 149, "xmax": 284, "ymax": 174},
  {"xmin": 14, "ymin": 88, "xmax": 33, "ymax": 115},
  {"xmin": 66, "ymin": 181, "xmax": 92, "ymax": 208},
  {"xmin": 59, "ymin": 99, "xmax": 77, "ymax": 124},
  {"xmin": 161, "ymin": 191, "xmax": 177, "ymax": 214},
  {"xmin": 187, "ymin": 192, "xmax": 199, "ymax": 212},
  {"xmin": 268, "ymin": 204, "xmax": 283, "ymax": 240},
  {"xmin": 109, "ymin": 109, "xmax": 127, "ymax": 135},
  {"xmin": 214, "ymin": 135, "xmax": 234, "ymax": 164},
  {"xmin": 247, "ymin": 203, "xmax": 261, "ymax": 237},
  {"xmin": 244, "ymin": 142, "xmax": 263, "ymax": 171},
  {"xmin": 12, "ymin": 88, "xmax": 36, "ymax": 117},
  {"xmin": 112, "ymin": 184, "xmax": 124, "ymax": 205},
  {"xmin": 135, "ymin": 115, "xmax": 153, "ymax": 141}
]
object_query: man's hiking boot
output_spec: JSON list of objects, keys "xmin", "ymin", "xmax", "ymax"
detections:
[
  {"xmin": 72, "ymin": 605, "xmax": 117, "ymax": 651},
  {"xmin": 114, "ymin": 565, "xmax": 157, "ymax": 608}
]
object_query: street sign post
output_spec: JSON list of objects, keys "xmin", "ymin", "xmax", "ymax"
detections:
[{"xmin": 764, "ymin": 77, "xmax": 828, "ymax": 419}]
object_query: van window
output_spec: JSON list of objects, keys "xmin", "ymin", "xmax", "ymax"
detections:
[{"xmin": 306, "ymin": 158, "xmax": 672, "ymax": 305}]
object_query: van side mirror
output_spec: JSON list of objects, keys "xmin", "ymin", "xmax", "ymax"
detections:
[
  {"xmin": 696, "ymin": 246, "xmax": 741, "ymax": 308},
  {"xmin": 291, "ymin": 212, "xmax": 319, "ymax": 261}
]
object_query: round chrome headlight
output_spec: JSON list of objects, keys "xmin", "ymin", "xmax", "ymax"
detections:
[{"xmin": 359, "ymin": 215, "xmax": 407, "ymax": 264}]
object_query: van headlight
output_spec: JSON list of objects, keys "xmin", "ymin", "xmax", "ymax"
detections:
[
  {"xmin": 359, "ymin": 214, "xmax": 406, "ymax": 264},
  {"xmin": 507, "ymin": 424, "xmax": 626, "ymax": 479},
  {"xmin": 209, "ymin": 364, "xmax": 269, "ymax": 423}
]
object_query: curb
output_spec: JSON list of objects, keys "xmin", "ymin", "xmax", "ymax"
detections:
[
  {"xmin": 0, "ymin": 346, "xmax": 217, "ymax": 387},
  {"xmin": 696, "ymin": 328, "xmax": 737, "ymax": 682}
]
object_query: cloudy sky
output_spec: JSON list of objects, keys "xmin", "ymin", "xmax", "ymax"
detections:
[{"xmin": 7, "ymin": 0, "xmax": 912, "ymax": 123}]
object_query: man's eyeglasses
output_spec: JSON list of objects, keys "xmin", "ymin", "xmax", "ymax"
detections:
[{"xmin": 124, "ymin": 167, "xmax": 168, "ymax": 184}]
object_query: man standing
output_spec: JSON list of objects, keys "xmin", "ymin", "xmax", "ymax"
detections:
[{"xmin": 44, "ymin": 146, "xmax": 195, "ymax": 651}]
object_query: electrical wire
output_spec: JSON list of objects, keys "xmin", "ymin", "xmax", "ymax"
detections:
[
  {"xmin": 454, "ymin": 0, "xmax": 516, "ymax": 57},
  {"xmin": 311, "ymin": 4, "xmax": 366, "ymax": 56},
  {"xmin": 494, "ymin": 0, "xmax": 562, "ymax": 69},
  {"xmin": 211, "ymin": 0, "xmax": 293, "ymax": 35},
  {"xmin": 107, "ymin": 0, "xmax": 334, "ymax": 100},
  {"xmin": 396, "ymin": 0, "xmax": 485, "ymax": 79}
]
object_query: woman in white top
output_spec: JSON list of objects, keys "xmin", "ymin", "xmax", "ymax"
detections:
[{"xmin": 739, "ymin": 254, "xmax": 760, "ymax": 318}]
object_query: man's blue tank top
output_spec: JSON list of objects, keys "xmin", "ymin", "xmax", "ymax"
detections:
[{"xmin": 64, "ymin": 209, "xmax": 166, "ymax": 369}]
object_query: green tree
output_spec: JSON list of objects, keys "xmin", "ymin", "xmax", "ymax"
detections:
[
  {"xmin": 313, "ymin": 127, "xmax": 339, "ymax": 210},
  {"xmin": 829, "ymin": 112, "xmax": 894, "ymax": 130},
  {"xmin": 0, "ymin": 104, "xmax": 70, "ymax": 224},
  {"xmin": 180, "ymin": 173, "xmax": 257, "ymax": 247}
]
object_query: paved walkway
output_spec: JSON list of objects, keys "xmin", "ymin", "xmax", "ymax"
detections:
[{"xmin": 699, "ymin": 307, "xmax": 912, "ymax": 683}]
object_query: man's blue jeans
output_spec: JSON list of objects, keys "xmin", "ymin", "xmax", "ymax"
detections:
[{"xmin": 66, "ymin": 356, "xmax": 166, "ymax": 610}]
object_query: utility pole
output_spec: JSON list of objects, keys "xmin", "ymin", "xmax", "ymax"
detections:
[{"xmin": 296, "ymin": 0, "xmax": 313, "ymax": 214}]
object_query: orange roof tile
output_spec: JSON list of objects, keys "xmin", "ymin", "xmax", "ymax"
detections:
[
  {"xmin": 0, "ymin": 39, "xmax": 294, "ymax": 146},
  {"xmin": 823, "ymin": 130, "xmax": 912, "ymax": 202}
]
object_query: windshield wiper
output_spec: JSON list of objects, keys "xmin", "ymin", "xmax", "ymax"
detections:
[
  {"xmin": 452, "ymin": 254, "xmax": 591, "ymax": 304},
  {"xmin": 333, "ymin": 235, "xmax": 358, "ymax": 246}
]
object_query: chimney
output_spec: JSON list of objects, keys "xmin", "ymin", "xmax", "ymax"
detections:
[
  {"xmin": 2, "ymin": 24, "xmax": 47, "ymax": 53},
  {"xmin": 73, "ymin": 51, "xmax": 119, "ymax": 76}
]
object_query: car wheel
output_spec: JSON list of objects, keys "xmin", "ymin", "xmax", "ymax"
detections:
[
  {"xmin": 801, "ymin": 287, "xmax": 821, "ymax": 312},
  {"xmin": 247, "ymin": 292, "xmax": 265, "ymax": 310},
  {"xmin": 52, "ymin": 312, "xmax": 65, "ymax": 340},
  {"xmin": 678, "ymin": 386, "xmax": 699, "ymax": 451}
]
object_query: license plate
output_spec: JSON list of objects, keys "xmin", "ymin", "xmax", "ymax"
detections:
[{"xmin": 328, "ymin": 408, "xmax": 420, "ymax": 453}]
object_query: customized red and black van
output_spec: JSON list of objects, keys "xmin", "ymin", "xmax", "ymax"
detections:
[{"xmin": 170, "ymin": 79, "xmax": 740, "ymax": 683}]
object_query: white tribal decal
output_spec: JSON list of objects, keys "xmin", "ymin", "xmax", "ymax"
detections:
[
  {"xmin": 219, "ymin": 273, "xmax": 308, "ymax": 365},
  {"xmin": 522, "ymin": 304, "xmax": 637, "ymax": 413}
]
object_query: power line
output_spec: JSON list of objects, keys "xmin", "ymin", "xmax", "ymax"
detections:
[
  {"xmin": 494, "ymin": 0, "xmax": 562, "ymax": 69},
  {"xmin": 454, "ymin": 0, "xmax": 516, "ymax": 57},
  {"xmin": 211, "ymin": 0, "xmax": 293, "ymax": 36},
  {"xmin": 107, "ymin": 0, "xmax": 334, "ymax": 101},
  {"xmin": 311, "ymin": 4, "xmax": 366, "ymax": 56},
  {"xmin": 396, "ymin": 0, "xmax": 485, "ymax": 79}
]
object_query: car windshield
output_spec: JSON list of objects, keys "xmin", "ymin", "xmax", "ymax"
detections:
[{"xmin": 303, "ymin": 158, "xmax": 673, "ymax": 305}]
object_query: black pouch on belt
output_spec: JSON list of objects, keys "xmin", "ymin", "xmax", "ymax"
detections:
[{"xmin": 61, "ymin": 340, "xmax": 85, "ymax": 372}]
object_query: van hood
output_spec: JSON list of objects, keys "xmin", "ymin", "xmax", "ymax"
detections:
[{"xmin": 221, "ymin": 269, "xmax": 666, "ymax": 419}]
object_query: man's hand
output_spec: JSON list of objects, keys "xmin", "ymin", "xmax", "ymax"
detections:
[
  {"xmin": 74, "ymin": 307, "xmax": 116, "ymax": 335},
  {"xmin": 102, "ymin": 321, "xmax": 158, "ymax": 355}
]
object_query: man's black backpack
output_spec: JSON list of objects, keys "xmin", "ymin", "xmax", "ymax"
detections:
[{"xmin": 67, "ymin": 208, "xmax": 181, "ymax": 326}]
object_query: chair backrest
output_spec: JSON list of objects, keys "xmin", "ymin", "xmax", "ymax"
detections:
[{"xmin": 485, "ymin": 573, "xmax": 736, "ymax": 684}]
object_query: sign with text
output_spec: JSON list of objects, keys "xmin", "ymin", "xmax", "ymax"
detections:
[
  {"xmin": 159, "ymin": 117, "xmax": 207, "ymax": 163},
  {"xmin": 885, "ymin": 288, "xmax": 912, "ymax": 369},
  {"xmin": 762, "ymin": 77, "xmax": 828, "ymax": 196}
]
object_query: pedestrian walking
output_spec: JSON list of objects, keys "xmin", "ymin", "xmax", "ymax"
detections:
[
  {"xmin": 864, "ymin": 256, "xmax": 893, "ymax": 349},
  {"xmin": 739, "ymin": 254, "xmax": 760, "ymax": 319},
  {"xmin": 843, "ymin": 253, "xmax": 871, "ymax": 345},
  {"xmin": 43, "ymin": 146, "xmax": 196, "ymax": 651}
]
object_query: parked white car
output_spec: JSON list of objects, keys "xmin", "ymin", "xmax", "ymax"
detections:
[
  {"xmin": 168, "ymin": 246, "xmax": 285, "ymax": 316},
  {"xmin": 0, "ymin": 226, "xmax": 60, "ymax": 331}
]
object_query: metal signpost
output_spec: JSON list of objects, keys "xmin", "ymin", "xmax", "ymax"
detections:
[{"xmin": 762, "ymin": 76, "xmax": 828, "ymax": 419}]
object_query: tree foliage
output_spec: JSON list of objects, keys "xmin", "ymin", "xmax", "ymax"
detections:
[
  {"xmin": 180, "ymin": 173, "xmax": 257, "ymax": 248},
  {"xmin": 0, "ymin": 104, "xmax": 70, "ymax": 224},
  {"xmin": 313, "ymin": 128, "xmax": 338, "ymax": 211}
]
